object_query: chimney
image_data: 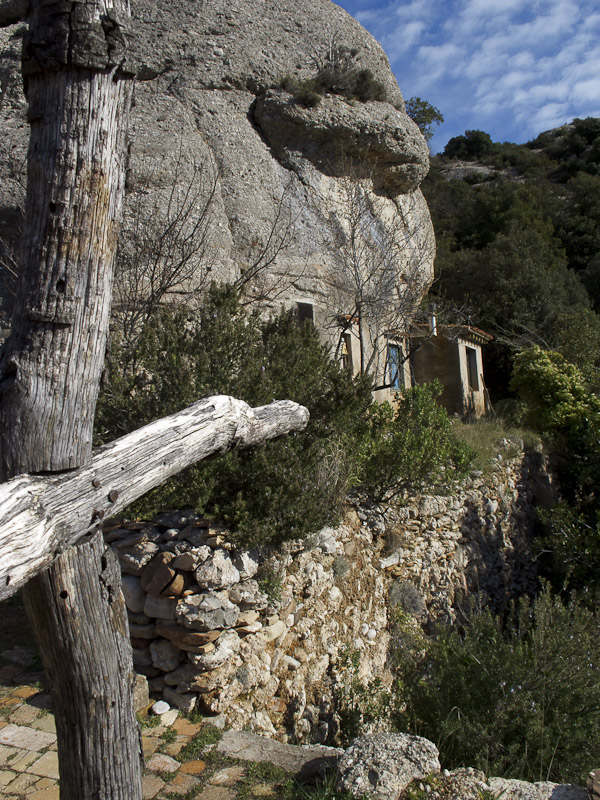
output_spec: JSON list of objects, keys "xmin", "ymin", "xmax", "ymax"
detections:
[{"xmin": 430, "ymin": 304, "xmax": 437, "ymax": 336}]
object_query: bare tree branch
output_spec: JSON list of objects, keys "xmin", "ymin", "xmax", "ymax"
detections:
[
  {"xmin": 321, "ymin": 159, "xmax": 435, "ymax": 384},
  {"xmin": 113, "ymin": 149, "xmax": 220, "ymax": 350},
  {"xmin": 235, "ymin": 178, "xmax": 300, "ymax": 306},
  {"xmin": 0, "ymin": 395, "xmax": 309, "ymax": 601}
]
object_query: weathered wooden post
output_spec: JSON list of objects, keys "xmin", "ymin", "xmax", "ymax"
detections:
[{"xmin": 0, "ymin": 4, "xmax": 309, "ymax": 796}]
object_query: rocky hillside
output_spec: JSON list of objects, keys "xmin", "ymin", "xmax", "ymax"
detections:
[
  {"xmin": 0, "ymin": 0, "xmax": 434, "ymax": 341},
  {"xmin": 422, "ymin": 117, "xmax": 600, "ymax": 397}
]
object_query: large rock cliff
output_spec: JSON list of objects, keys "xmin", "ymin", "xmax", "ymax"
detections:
[{"xmin": 0, "ymin": 0, "xmax": 434, "ymax": 343}]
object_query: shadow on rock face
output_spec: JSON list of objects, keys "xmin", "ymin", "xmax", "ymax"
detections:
[{"xmin": 253, "ymin": 89, "xmax": 430, "ymax": 196}]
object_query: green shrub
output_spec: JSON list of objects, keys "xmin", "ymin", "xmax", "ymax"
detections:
[
  {"xmin": 315, "ymin": 66, "xmax": 386, "ymax": 103},
  {"xmin": 393, "ymin": 586, "xmax": 600, "ymax": 784},
  {"xmin": 96, "ymin": 285, "xmax": 373, "ymax": 547},
  {"xmin": 333, "ymin": 646, "xmax": 394, "ymax": 745},
  {"xmin": 510, "ymin": 346, "xmax": 600, "ymax": 591},
  {"xmin": 357, "ymin": 382, "xmax": 473, "ymax": 501},
  {"xmin": 510, "ymin": 347, "xmax": 600, "ymax": 454},
  {"xmin": 280, "ymin": 76, "xmax": 322, "ymax": 108},
  {"xmin": 279, "ymin": 45, "xmax": 387, "ymax": 107},
  {"xmin": 255, "ymin": 564, "xmax": 283, "ymax": 603}
]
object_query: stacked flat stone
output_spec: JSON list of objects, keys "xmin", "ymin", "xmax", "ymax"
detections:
[
  {"xmin": 373, "ymin": 437, "xmax": 547, "ymax": 621},
  {"xmin": 105, "ymin": 512, "xmax": 270, "ymax": 713},
  {"xmin": 105, "ymin": 510, "xmax": 391, "ymax": 739}
]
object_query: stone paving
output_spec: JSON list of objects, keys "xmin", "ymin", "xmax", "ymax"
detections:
[{"xmin": 0, "ymin": 647, "xmax": 301, "ymax": 800}]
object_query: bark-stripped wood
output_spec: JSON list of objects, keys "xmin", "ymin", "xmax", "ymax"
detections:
[
  {"xmin": 23, "ymin": 532, "xmax": 143, "ymax": 800},
  {"xmin": 0, "ymin": 396, "xmax": 309, "ymax": 601},
  {"xmin": 0, "ymin": 0, "xmax": 132, "ymax": 474}
]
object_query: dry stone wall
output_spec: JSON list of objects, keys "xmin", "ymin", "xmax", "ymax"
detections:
[
  {"xmin": 106, "ymin": 440, "xmax": 550, "ymax": 741},
  {"xmin": 378, "ymin": 438, "xmax": 551, "ymax": 623}
]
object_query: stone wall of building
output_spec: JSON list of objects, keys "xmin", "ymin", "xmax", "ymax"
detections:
[{"xmin": 105, "ymin": 439, "xmax": 552, "ymax": 741}]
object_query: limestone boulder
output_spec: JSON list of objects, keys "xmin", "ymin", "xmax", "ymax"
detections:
[
  {"xmin": 336, "ymin": 733, "xmax": 440, "ymax": 800},
  {"xmin": 216, "ymin": 729, "xmax": 343, "ymax": 779},
  {"xmin": 165, "ymin": 663, "xmax": 224, "ymax": 694},
  {"xmin": 233, "ymin": 551, "xmax": 260, "ymax": 579},
  {"xmin": 172, "ymin": 547, "xmax": 211, "ymax": 571},
  {"xmin": 144, "ymin": 594, "xmax": 179, "ymax": 620},
  {"xmin": 176, "ymin": 591, "xmax": 240, "ymax": 631},
  {"xmin": 155, "ymin": 620, "xmax": 222, "ymax": 652},
  {"xmin": 133, "ymin": 674, "xmax": 150, "ymax": 713},
  {"xmin": 0, "ymin": 0, "xmax": 434, "ymax": 334},
  {"xmin": 140, "ymin": 552, "xmax": 177, "ymax": 595},
  {"xmin": 162, "ymin": 687, "xmax": 196, "ymax": 714},
  {"xmin": 195, "ymin": 549, "xmax": 241, "ymax": 590},
  {"xmin": 114, "ymin": 539, "xmax": 160, "ymax": 576},
  {"xmin": 488, "ymin": 778, "xmax": 588, "ymax": 800},
  {"xmin": 253, "ymin": 90, "xmax": 429, "ymax": 195}
]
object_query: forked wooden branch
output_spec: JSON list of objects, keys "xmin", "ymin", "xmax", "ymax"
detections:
[{"xmin": 0, "ymin": 395, "xmax": 309, "ymax": 600}]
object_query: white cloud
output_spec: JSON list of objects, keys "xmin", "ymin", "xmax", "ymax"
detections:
[
  {"xmin": 337, "ymin": 0, "xmax": 600, "ymax": 150},
  {"xmin": 528, "ymin": 102, "xmax": 574, "ymax": 134},
  {"xmin": 571, "ymin": 78, "xmax": 600, "ymax": 106}
]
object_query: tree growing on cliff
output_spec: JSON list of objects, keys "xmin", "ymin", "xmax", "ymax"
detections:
[{"xmin": 406, "ymin": 96, "xmax": 444, "ymax": 144}]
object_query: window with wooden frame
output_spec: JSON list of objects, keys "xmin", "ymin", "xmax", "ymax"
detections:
[
  {"xmin": 387, "ymin": 343, "xmax": 405, "ymax": 389},
  {"xmin": 466, "ymin": 346, "xmax": 479, "ymax": 391}
]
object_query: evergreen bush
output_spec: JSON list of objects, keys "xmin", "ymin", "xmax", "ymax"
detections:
[
  {"xmin": 357, "ymin": 382, "xmax": 473, "ymax": 501},
  {"xmin": 96, "ymin": 285, "xmax": 373, "ymax": 546},
  {"xmin": 510, "ymin": 346, "xmax": 600, "ymax": 592},
  {"xmin": 97, "ymin": 288, "xmax": 472, "ymax": 546},
  {"xmin": 393, "ymin": 586, "xmax": 600, "ymax": 785},
  {"xmin": 279, "ymin": 44, "xmax": 387, "ymax": 108}
]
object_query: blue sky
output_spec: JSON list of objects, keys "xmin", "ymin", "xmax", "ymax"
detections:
[{"xmin": 335, "ymin": 0, "xmax": 600, "ymax": 153}]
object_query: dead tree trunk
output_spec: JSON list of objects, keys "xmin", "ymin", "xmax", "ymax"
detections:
[{"xmin": 0, "ymin": 1, "xmax": 139, "ymax": 797}]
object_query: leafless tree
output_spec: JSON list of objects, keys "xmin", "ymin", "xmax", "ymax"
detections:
[
  {"xmin": 111, "ymin": 157, "xmax": 299, "ymax": 361},
  {"xmin": 323, "ymin": 163, "xmax": 435, "ymax": 388},
  {"xmin": 112, "ymin": 150, "xmax": 219, "ymax": 350},
  {"xmin": 234, "ymin": 178, "xmax": 299, "ymax": 306},
  {"xmin": 308, "ymin": 29, "xmax": 356, "ymax": 78}
]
